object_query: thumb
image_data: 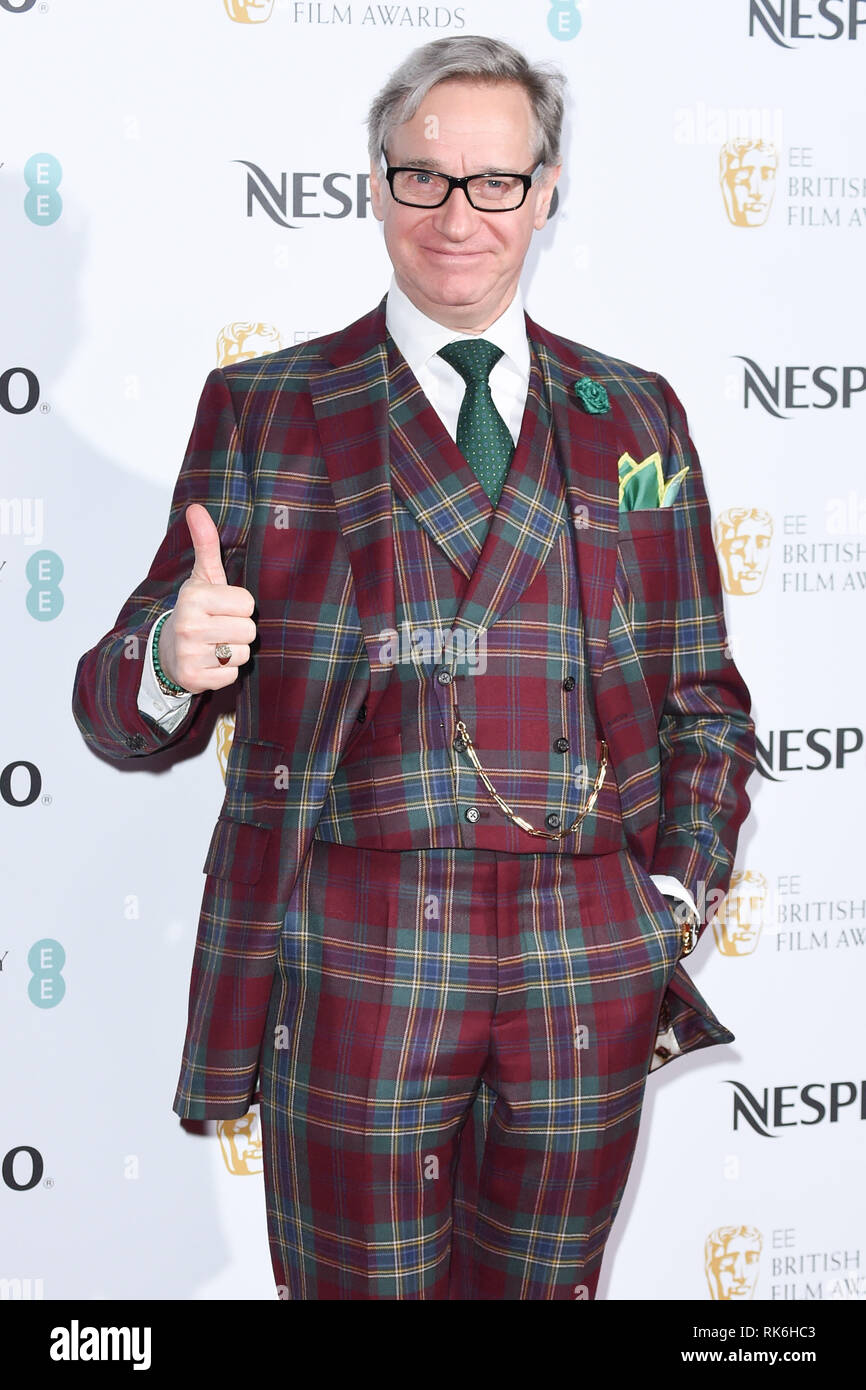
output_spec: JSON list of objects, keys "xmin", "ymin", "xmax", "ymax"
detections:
[{"xmin": 186, "ymin": 503, "xmax": 227, "ymax": 585}]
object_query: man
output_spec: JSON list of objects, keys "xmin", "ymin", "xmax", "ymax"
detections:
[{"xmin": 72, "ymin": 35, "xmax": 755, "ymax": 1300}]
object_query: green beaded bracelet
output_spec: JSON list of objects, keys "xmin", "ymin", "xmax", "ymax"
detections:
[{"xmin": 152, "ymin": 611, "xmax": 189, "ymax": 696}]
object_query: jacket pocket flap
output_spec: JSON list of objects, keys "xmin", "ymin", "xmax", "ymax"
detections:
[
  {"xmin": 223, "ymin": 738, "xmax": 287, "ymax": 828},
  {"xmin": 202, "ymin": 816, "xmax": 272, "ymax": 884}
]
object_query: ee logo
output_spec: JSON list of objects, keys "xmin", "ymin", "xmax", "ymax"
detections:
[
  {"xmin": 24, "ymin": 153, "xmax": 63, "ymax": 227},
  {"xmin": 26, "ymin": 550, "xmax": 64, "ymax": 621},
  {"xmin": 28, "ymin": 938, "xmax": 66, "ymax": 1008},
  {"xmin": 548, "ymin": 1, "xmax": 582, "ymax": 41}
]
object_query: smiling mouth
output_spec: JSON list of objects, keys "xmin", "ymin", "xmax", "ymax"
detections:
[{"xmin": 424, "ymin": 248, "xmax": 487, "ymax": 258}]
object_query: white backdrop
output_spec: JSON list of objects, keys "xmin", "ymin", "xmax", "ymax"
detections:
[{"xmin": 2, "ymin": 0, "xmax": 864, "ymax": 1301}]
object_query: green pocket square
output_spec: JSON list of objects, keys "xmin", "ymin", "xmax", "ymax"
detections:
[{"xmin": 618, "ymin": 450, "xmax": 689, "ymax": 510}]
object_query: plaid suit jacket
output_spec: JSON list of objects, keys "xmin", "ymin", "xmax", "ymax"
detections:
[{"xmin": 71, "ymin": 296, "xmax": 756, "ymax": 1119}]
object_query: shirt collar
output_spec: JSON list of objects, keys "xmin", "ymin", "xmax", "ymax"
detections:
[{"xmin": 385, "ymin": 272, "xmax": 529, "ymax": 379}]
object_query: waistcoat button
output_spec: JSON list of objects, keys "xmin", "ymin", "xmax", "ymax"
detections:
[
  {"xmin": 545, "ymin": 812, "xmax": 561, "ymax": 829},
  {"xmin": 437, "ymin": 670, "xmax": 453, "ymax": 685},
  {"xmin": 464, "ymin": 806, "xmax": 480, "ymax": 823},
  {"xmin": 554, "ymin": 737, "xmax": 569, "ymax": 753},
  {"xmin": 562, "ymin": 675, "xmax": 576, "ymax": 691},
  {"xmin": 356, "ymin": 703, "xmax": 367, "ymax": 722}
]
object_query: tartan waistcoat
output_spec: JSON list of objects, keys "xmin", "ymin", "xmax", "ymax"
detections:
[{"xmin": 313, "ymin": 333, "xmax": 627, "ymax": 856}]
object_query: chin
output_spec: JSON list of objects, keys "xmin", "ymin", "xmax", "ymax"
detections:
[{"xmin": 413, "ymin": 267, "xmax": 493, "ymax": 307}]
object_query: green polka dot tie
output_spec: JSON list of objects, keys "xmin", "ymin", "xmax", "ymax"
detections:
[{"xmin": 437, "ymin": 338, "xmax": 515, "ymax": 506}]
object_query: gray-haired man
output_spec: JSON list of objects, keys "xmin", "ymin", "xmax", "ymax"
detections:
[{"xmin": 74, "ymin": 35, "xmax": 754, "ymax": 1300}]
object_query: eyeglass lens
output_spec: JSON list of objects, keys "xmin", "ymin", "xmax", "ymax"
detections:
[{"xmin": 392, "ymin": 169, "xmax": 528, "ymax": 209}]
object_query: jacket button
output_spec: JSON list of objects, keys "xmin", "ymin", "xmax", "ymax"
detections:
[
  {"xmin": 562, "ymin": 675, "xmax": 576, "ymax": 691},
  {"xmin": 655, "ymin": 1045, "xmax": 671, "ymax": 1060},
  {"xmin": 464, "ymin": 806, "xmax": 480, "ymax": 823},
  {"xmin": 453, "ymin": 735, "xmax": 467, "ymax": 751},
  {"xmin": 554, "ymin": 737, "xmax": 569, "ymax": 753},
  {"xmin": 356, "ymin": 703, "xmax": 367, "ymax": 723},
  {"xmin": 437, "ymin": 670, "xmax": 453, "ymax": 685},
  {"xmin": 545, "ymin": 812, "xmax": 561, "ymax": 830}
]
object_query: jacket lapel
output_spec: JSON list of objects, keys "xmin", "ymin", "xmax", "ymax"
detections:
[
  {"xmin": 527, "ymin": 314, "xmax": 622, "ymax": 702},
  {"xmin": 442, "ymin": 347, "xmax": 569, "ymax": 641},
  {"xmin": 308, "ymin": 299, "xmax": 396, "ymax": 697},
  {"xmin": 386, "ymin": 342, "xmax": 492, "ymax": 579}
]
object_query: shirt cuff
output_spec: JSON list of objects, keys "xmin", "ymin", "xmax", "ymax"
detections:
[
  {"xmin": 136, "ymin": 613, "xmax": 193, "ymax": 734},
  {"xmin": 649, "ymin": 1022, "xmax": 684, "ymax": 1070},
  {"xmin": 649, "ymin": 873, "xmax": 699, "ymax": 920},
  {"xmin": 648, "ymin": 875, "xmax": 694, "ymax": 1072}
]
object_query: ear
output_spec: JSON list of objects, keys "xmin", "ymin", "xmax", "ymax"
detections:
[
  {"xmin": 369, "ymin": 160, "xmax": 386, "ymax": 222},
  {"xmin": 532, "ymin": 163, "xmax": 562, "ymax": 230}
]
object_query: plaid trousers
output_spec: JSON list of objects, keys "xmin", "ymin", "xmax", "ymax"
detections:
[{"xmin": 258, "ymin": 836, "xmax": 683, "ymax": 1300}]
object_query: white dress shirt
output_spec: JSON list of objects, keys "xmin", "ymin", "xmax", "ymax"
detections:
[
  {"xmin": 384, "ymin": 272, "xmax": 530, "ymax": 447},
  {"xmin": 135, "ymin": 279, "xmax": 697, "ymax": 994}
]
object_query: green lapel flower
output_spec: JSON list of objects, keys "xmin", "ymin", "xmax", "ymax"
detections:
[
  {"xmin": 618, "ymin": 450, "xmax": 689, "ymax": 510},
  {"xmin": 574, "ymin": 375, "xmax": 610, "ymax": 415}
]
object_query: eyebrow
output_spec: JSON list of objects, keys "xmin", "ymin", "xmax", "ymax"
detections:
[{"xmin": 395, "ymin": 156, "xmax": 520, "ymax": 175}]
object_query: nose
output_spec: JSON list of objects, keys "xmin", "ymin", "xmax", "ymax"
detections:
[{"xmin": 431, "ymin": 183, "xmax": 482, "ymax": 241}]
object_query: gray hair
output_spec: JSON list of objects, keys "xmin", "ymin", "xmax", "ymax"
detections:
[{"xmin": 366, "ymin": 35, "xmax": 567, "ymax": 170}]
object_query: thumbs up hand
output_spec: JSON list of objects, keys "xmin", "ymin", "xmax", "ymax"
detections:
[{"xmin": 156, "ymin": 503, "xmax": 257, "ymax": 693}]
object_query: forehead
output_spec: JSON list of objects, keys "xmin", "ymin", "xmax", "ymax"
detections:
[
  {"xmin": 387, "ymin": 79, "xmax": 536, "ymax": 167},
  {"xmin": 731, "ymin": 516, "xmax": 770, "ymax": 537},
  {"xmin": 729, "ymin": 881, "xmax": 761, "ymax": 897},
  {"xmin": 732, "ymin": 145, "xmax": 777, "ymax": 169},
  {"xmin": 728, "ymin": 1239, "xmax": 758, "ymax": 1258}
]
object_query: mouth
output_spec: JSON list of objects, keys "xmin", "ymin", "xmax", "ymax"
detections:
[{"xmin": 423, "ymin": 247, "xmax": 488, "ymax": 260}]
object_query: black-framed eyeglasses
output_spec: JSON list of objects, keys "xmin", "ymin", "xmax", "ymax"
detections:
[{"xmin": 381, "ymin": 147, "xmax": 544, "ymax": 212}]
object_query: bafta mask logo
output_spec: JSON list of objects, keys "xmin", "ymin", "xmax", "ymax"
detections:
[
  {"xmin": 223, "ymin": 0, "xmax": 275, "ymax": 22},
  {"xmin": 217, "ymin": 322, "xmax": 284, "ymax": 367},
  {"xmin": 714, "ymin": 507, "xmax": 773, "ymax": 596},
  {"xmin": 713, "ymin": 870, "xmax": 768, "ymax": 957},
  {"xmin": 705, "ymin": 1225, "xmax": 762, "ymax": 1300},
  {"xmin": 215, "ymin": 713, "xmax": 236, "ymax": 781},
  {"xmin": 217, "ymin": 1111, "xmax": 263, "ymax": 1175},
  {"xmin": 719, "ymin": 139, "xmax": 778, "ymax": 227}
]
